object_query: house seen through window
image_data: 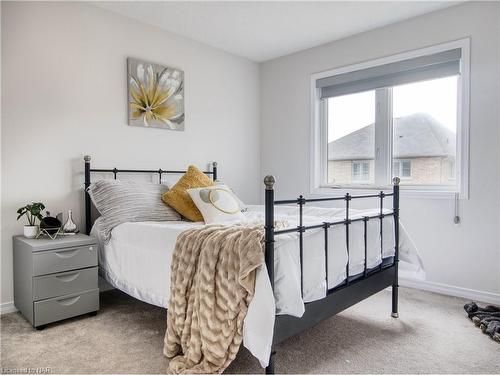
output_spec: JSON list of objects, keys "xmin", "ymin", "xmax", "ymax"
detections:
[{"xmin": 326, "ymin": 75, "xmax": 458, "ymax": 187}]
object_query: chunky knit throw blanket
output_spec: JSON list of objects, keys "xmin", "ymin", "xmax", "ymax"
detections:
[{"xmin": 164, "ymin": 224, "xmax": 264, "ymax": 374}]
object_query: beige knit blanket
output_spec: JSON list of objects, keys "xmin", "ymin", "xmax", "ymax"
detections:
[{"xmin": 163, "ymin": 224, "xmax": 264, "ymax": 374}]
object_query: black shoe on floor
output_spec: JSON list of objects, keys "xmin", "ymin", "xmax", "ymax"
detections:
[
  {"xmin": 464, "ymin": 302, "xmax": 478, "ymax": 316},
  {"xmin": 472, "ymin": 312, "xmax": 500, "ymax": 326},
  {"xmin": 479, "ymin": 316, "xmax": 500, "ymax": 332},
  {"xmin": 465, "ymin": 304, "xmax": 500, "ymax": 320},
  {"xmin": 485, "ymin": 320, "xmax": 500, "ymax": 337}
]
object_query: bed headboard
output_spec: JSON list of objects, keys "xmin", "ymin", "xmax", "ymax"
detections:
[{"xmin": 83, "ymin": 155, "xmax": 218, "ymax": 235}]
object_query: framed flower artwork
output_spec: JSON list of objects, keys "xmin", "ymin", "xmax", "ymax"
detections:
[{"xmin": 127, "ymin": 58, "xmax": 184, "ymax": 130}]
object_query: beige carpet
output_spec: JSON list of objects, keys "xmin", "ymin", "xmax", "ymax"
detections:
[{"xmin": 1, "ymin": 287, "xmax": 499, "ymax": 374}]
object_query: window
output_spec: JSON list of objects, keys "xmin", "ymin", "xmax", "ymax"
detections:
[
  {"xmin": 327, "ymin": 90, "xmax": 375, "ymax": 185},
  {"xmin": 402, "ymin": 161, "xmax": 411, "ymax": 177},
  {"xmin": 352, "ymin": 161, "xmax": 370, "ymax": 182},
  {"xmin": 311, "ymin": 39, "xmax": 469, "ymax": 197},
  {"xmin": 391, "ymin": 77, "xmax": 457, "ymax": 185},
  {"xmin": 393, "ymin": 160, "xmax": 411, "ymax": 178}
]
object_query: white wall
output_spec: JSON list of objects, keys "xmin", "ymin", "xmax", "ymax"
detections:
[
  {"xmin": 260, "ymin": 2, "xmax": 500, "ymax": 301},
  {"xmin": 1, "ymin": 2, "xmax": 260, "ymax": 308}
]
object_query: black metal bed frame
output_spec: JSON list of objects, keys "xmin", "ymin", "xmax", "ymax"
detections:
[
  {"xmin": 83, "ymin": 156, "xmax": 400, "ymax": 374},
  {"xmin": 263, "ymin": 175, "xmax": 400, "ymax": 373}
]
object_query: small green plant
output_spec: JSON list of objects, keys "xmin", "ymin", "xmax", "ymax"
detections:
[{"xmin": 17, "ymin": 203, "xmax": 46, "ymax": 226}]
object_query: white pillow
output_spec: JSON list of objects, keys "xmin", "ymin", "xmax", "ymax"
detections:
[
  {"xmin": 215, "ymin": 181, "xmax": 247, "ymax": 211},
  {"xmin": 187, "ymin": 185, "xmax": 245, "ymax": 224}
]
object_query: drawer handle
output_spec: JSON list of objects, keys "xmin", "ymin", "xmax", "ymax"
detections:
[
  {"xmin": 56, "ymin": 295, "xmax": 81, "ymax": 306},
  {"xmin": 54, "ymin": 249, "xmax": 79, "ymax": 258},
  {"xmin": 55, "ymin": 272, "xmax": 80, "ymax": 282}
]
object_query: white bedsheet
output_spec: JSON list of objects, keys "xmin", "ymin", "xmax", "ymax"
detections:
[{"xmin": 91, "ymin": 204, "xmax": 423, "ymax": 368}]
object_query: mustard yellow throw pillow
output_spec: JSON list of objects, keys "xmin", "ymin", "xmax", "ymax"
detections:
[{"xmin": 162, "ymin": 165, "xmax": 215, "ymax": 221}]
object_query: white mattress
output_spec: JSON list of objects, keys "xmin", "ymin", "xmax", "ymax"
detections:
[{"xmin": 91, "ymin": 204, "xmax": 423, "ymax": 367}]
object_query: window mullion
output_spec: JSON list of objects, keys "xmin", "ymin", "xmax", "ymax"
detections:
[
  {"xmin": 320, "ymin": 98, "xmax": 328, "ymax": 186},
  {"xmin": 374, "ymin": 88, "xmax": 392, "ymax": 187}
]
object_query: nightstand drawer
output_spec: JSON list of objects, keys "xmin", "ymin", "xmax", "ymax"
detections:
[
  {"xmin": 33, "ymin": 245, "xmax": 97, "ymax": 276},
  {"xmin": 34, "ymin": 288, "xmax": 99, "ymax": 327},
  {"xmin": 33, "ymin": 267, "xmax": 98, "ymax": 300}
]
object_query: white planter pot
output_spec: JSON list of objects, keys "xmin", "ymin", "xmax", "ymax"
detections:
[{"xmin": 24, "ymin": 225, "xmax": 38, "ymax": 239}]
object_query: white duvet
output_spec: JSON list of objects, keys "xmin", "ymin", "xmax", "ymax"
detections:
[{"xmin": 91, "ymin": 204, "xmax": 423, "ymax": 368}]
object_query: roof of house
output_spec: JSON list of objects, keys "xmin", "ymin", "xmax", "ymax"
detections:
[{"xmin": 328, "ymin": 113, "xmax": 456, "ymax": 161}]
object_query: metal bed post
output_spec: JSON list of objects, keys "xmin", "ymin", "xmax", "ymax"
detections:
[
  {"xmin": 212, "ymin": 162, "xmax": 218, "ymax": 181},
  {"xmin": 345, "ymin": 193, "xmax": 351, "ymax": 286},
  {"xmin": 391, "ymin": 177, "xmax": 400, "ymax": 318},
  {"xmin": 379, "ymin": 191, "xmax": 384, "ymax": 271},
  {"xmin": 264, "ymin": 175, "xmax": 276, "ymax": 374},
  {"xmin": 323, "ymin": 222, "xmax": 330, "ymax": 294},
  {"xmin": 363, "ymin": 216, "xmax": 368, "ymax": 278},
  {"xmin": 298, "ymin": 195, "xmax": 305, "ymax": 298},
  {"xmin": 84, "ymin": 155, "xmax": 92, "ymax": 235}
]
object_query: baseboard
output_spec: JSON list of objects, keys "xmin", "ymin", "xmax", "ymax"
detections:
[
  {"xmin": 400, "ymin": 277, "xmax": 500, "ymax": 305},
  {"xmin": 0, "ymin": 301, "xmax": 17, "ymax": 315}
]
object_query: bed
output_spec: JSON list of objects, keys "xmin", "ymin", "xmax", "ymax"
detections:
[{"xmin": 84, "ymin": 156, "xmax": 423, "ymax": 373}]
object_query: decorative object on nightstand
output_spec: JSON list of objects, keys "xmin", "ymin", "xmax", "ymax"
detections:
[
  {"xmin": 13, "ymin": 234, "xmax": 99, "ymax": 329},
  {"xmin": 38, "ymin": 212, "xmax": 63, "ymax": 240},
  {"xmin": 16, "ymin": 202, "xmax": 45, "ymax": 239},
  {"xmin": 62, "ymin": 210, "xmax": 77, "ymax": 234}
]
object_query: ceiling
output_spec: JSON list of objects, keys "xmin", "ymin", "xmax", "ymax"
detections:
[{"xmin": 94, "ymin": 1, "xmax": 460, "ymax": 62}]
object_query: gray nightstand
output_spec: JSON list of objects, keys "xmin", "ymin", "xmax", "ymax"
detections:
[{"xmin": 13, "ymin": 234, "xmax": 99, "ymax": 329}]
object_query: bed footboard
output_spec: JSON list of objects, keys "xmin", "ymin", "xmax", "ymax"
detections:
[{"xmin": 263, "ymin": 176, "xmax": 400, "ymax": 374}]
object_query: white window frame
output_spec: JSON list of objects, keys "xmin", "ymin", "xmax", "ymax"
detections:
[{"xmin": 310, "ymin": 38, "xmax": 470, "ymax": 199}]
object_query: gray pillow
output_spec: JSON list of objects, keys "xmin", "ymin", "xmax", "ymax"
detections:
[{"xmin": 87, "ymin": 179, "xmax": 181, "ymax": 242}]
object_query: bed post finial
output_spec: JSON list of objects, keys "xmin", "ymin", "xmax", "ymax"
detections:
[
  {"xmin": 84, "ymin": 155, "xmax": 91, "ymax": 162},
  {"xmin": 392, "ymin": 176, "xmax": 400, "ymax": 186},
  {"xmin": 264, "ymin": 175, "xmax": 275, "ymax": 190}
]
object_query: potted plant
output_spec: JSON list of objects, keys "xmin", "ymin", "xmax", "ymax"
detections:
[{"xmin": 17, "ymin": 203, "xmax": 45, "ymax": 238}]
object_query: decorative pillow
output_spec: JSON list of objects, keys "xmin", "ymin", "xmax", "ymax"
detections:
[
  {"xmin": 215, "ymin": 181, "xmax": 247, "ymax": 211},
  {"xmin": 162, "ymin": 165, "xmax": 215, "ymax": 222},
  {"xmin": 187, "ymin": 185, "xmax": 245, "ymax": 224},
  {"xmin": 87, "ymin": 179, "xmax": 181, "ymax": 242}
]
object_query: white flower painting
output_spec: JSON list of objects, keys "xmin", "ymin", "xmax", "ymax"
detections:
[{"xmin": 127, "ymin": 58, "xmax": 184, "ymax": 130}]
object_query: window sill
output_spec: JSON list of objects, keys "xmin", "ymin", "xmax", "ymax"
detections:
[{"xmin": 311, "ymin": 186, "xmax": 465, "ymax": 200}]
